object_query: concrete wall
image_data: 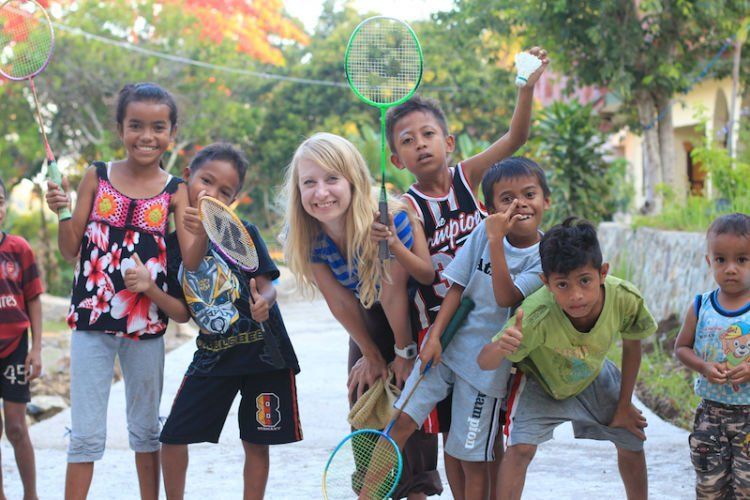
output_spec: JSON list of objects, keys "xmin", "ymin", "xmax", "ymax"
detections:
[{"xmin": 598, "ymin": 222, "xmax": 716, "ymax": 323}]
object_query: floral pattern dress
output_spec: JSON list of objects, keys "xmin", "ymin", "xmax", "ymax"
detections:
[{"xmin": 67, "ymin": 162, "xmax": 183, "ymax": 339}]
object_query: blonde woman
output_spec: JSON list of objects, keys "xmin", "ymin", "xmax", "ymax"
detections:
[{"xmin": 282, "ymin": 133, "xmax": 441, "ymax": 498}]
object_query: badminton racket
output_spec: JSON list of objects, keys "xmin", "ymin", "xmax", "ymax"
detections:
[
  {"xmin": 198, "ymin": 195, "xmax": 284, "ymax": 367},
  {"xmin": 322, "ymin": 297, "xmax": 475, "ymax": 499},
  {"xmin": 0, "ymin": 0, "xmax": 70, "ymax": 220},
  {"xmin": 345, "ymin": 16, "xmax": 422, "ymax": 261}
]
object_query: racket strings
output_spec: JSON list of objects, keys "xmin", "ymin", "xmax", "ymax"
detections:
[
  {"xmin": 198, "ymin": 198, "xmax": 259, "ymax": 271},
  {"xmin": 0, "ymin": 1, "xmax": 53, "ymax": 79},
  {"xmin": 326, "ymin": 431, "xmax": 400, "ymax": 499},
  {"xmin": 346, "ymin": 19, "xmax": 421, "ymax": 104}
]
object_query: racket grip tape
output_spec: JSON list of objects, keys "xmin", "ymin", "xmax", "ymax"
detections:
[
  {"xmin": 378, "ymin": 199, "xmax": 390, "ymax": 260},
  {"xmin": 440, "ymin": 297, "xmax": 475, "ymax": 349},
  {"xmin": 423, "ymin": 297, "xmax": 475, "ymax": 372},
  {"xmin": 47, "ymin": 160, "xmax": 72, "ymax": 221}
]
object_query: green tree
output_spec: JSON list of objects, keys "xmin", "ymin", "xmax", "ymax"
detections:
[
  {"xmin": 530, "ymin": 101, "xmax": 630, "ymax": 225},
  {"xmin": 439, "ymin": 0, "xmax": 749, "ymax": 213}
]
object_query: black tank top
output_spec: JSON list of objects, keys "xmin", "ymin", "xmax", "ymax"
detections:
[{"xmin": 403, "ymin": 163, "xmax": 486, "ymax": 329}]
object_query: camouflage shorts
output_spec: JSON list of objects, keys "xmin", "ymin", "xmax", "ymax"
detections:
[{"xmin": 690, "ymin": 399, "xmax": 750, "ymax": 499}]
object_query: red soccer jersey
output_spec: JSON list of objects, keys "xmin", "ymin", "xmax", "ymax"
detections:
[{"xmin": 0, "ymin": 233, "xmax": 43, "ymax": 357}]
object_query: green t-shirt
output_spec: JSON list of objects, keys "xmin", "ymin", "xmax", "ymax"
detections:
[{"xmin": 492, "ymin": 275, "xmax": 657, "ymax": 400}]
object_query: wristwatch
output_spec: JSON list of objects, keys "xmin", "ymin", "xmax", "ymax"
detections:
[{"xmin": 394, "ymin": 342, "xmax": 418, "ymax": 360}]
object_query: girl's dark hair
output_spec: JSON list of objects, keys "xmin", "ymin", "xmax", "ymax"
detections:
[
  {"xmin": 481, "ymin": 157, "xmax": 550, "ymax": 210},
  {"xmin": 188, "ymin": 143, "xmax": 249, "ymax": 191},
  {"xmin": 707, "ymin": 213, "xmax": 750, "ymax": 239},
  {"xmin": 540, "ymin": 217, "xmax": 602, "ymax": 276},
  {"xmin": 116, "ymin": 82, "xmax": 178, "ymax": 128}
]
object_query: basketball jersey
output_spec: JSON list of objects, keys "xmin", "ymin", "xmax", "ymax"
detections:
[{"xmin": 403, "ymin": 163, "xmax": 486, "ymax": 329}]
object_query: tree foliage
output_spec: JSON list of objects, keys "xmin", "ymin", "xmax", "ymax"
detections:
[
  {"xmin": 438, "ymin": 0, "xmax": 749, "ymax": 212},
  {"xmin": 529, "ymin": 101, "xmax": 630, "ymax": 225}
]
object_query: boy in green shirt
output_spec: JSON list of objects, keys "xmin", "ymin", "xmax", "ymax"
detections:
[{"xmin": 478, "ymin": 217, "xmax": 657, "ymax": 500}]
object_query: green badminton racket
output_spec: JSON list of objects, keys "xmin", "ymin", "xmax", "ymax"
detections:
[{"xmin": 345, "ymin": 16, "xmax": 423, "ymax": 260}]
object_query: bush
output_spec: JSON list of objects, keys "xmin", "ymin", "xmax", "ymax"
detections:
[{"xmin": 529, "ymin": 101, "xmax": 631, "ymax": 226}]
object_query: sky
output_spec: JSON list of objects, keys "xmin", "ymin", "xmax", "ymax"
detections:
[{"xmin": 284, "ymin": 0, "xmax": 456, "ymax": 32}]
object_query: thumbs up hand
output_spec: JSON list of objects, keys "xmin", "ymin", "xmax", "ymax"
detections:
[
  {"xmin": 124, "ymin": 253, "xmax": 153, "ymax": 293},
  {"xmin": 497, "ymin": 308, "xmax": 524, "ymax": 356},
  {"xmin": 249, "ymin": 278, "xmax": 270, "ymax": 322}
]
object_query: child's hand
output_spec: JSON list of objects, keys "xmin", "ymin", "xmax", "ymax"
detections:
[
  {"xmin": 45, "ymin": 177, "xmax": 71, "ymax": 213},
  {"xmin": 124, "ymin": 254, "xmax": 153, "ymax": 293},
  {"xmin": 370, "ymin": 211, "xmax": 399, "ymax": 249},
  {"xmin": 496, "ymin": 309, "xmax": 524, "ymax": 355},
  {"xmin": 348, "ymin": 354, "xmax": 388, "ymax": 402},
  {"xmin": 25, "ymin": 348, "xmax": 42, "ymax": 381},
  {"xmin": 608, "ymin": 403, "xmax": 648, "ymax": 441},
  {"xmin": 523, "ymin": 47, "xmax": 549, "ymax": 87},
  {"xmin": 389, "ymin": 356, "xmax": 415, "ymax": 388},
  {"xmin": 727, "ymin": 362, "xmax": 750, "ymax": 386},
  {"xmin": 184, "ymin": 190, "xmax": 207, "ymax": 237},
  {"xmin": 702, "ymin": 361, "xmax": 728, "ymax": 384},
  {"xmin": 249, "ymin": 278, "xmax": 270, "ymax": 322},
  {"xmin": 418, "ymin": 331, "xmax": 443, "ymax": 370},
  {"xmin": 486, "ymin": 199, "xmax": 526, "ymax": 242}
]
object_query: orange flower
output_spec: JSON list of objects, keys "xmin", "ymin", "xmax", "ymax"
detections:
[
  {"xmin": 96, "ymin": 193, "xmax": 117, "ymax": 218},
  {"xmin": 144, "ymin": 205, "xmax": 166, "ymax": 228}
]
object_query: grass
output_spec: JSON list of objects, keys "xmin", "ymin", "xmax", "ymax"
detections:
[
  {"xmin": 608, "ymin": 251, "xmax": 699, "ymax": 430},
  {"xmin": 633, "ymin": 195, "xmax": 750, "ymax": 233}
]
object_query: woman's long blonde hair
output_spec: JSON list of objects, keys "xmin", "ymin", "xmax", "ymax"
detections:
[{"xmin": 282, "ymin": 132, "xmax": 411, "ymax": 308}]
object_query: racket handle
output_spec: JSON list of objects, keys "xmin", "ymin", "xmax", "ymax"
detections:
[
  {"xmin": 378, "ymin": 199, "xmax": 390, "ymax": 260},
  {"xmin": 47, "ymin": 160, "xmax": 71, "ymax": 221},
  {"xmin": 441, "ymin": 297, "xmax": 475, "ymax": 349}
]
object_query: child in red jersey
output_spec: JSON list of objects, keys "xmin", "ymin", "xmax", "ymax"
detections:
[{"xmin": 0, "ymin": 177, "xmax": 43, "ymax": 499}]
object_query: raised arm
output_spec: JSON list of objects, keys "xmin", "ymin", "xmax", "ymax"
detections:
[
  {"xmin": 461, "ymin": 47, "xmax": 549, "ymax": 191},
  {"xmin": 374, "ymin": 212, "xmax": 434, "ymax": 285},
  {"xmin": 46, "ymin": 166, "xmax": 98, "ymax": 262},
  {"xmin": 486, "ymin": 200, "xmax": 527, "ymax": 307},
  {"xmin": 173, "ymin": 184, "xmax": 209, "ymax": 272}
]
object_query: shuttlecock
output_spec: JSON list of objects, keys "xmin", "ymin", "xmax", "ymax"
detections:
[{"xmin": 514, "ymin": 52, "xmax": 543, "ymax": 87}]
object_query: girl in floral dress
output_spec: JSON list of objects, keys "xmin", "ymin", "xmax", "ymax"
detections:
[{"xmin": 45, "ymin": 83, "xmax": 201, "ymax": 500}]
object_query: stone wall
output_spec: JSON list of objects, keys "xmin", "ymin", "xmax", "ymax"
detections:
[{"xmin": 598, "ymin": 222, "xmax": 716, "ymax": 323}]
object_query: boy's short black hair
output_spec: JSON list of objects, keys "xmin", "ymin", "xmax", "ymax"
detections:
[
  {"xmin": 540, "ymin": 217, "xmax": 603, "ymax": 276},
  {"xmin": 188, "ymin": 143, "xmax": 248, "ymax": 192},
  {"xmin": 385, "ymin": 94, "xmax": 449, "ymax": 153},
  {"xmin": 707, "ymin": 213, "xmax": 750, "ymax": 239},
  {"xmin": 481, "ymin": 157, "xmax": 550, "ymax": 210}
]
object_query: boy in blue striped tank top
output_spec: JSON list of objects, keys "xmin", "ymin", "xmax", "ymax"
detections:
[{"xmin": 675, "ymin": 213, "xmax": 750, "ymax": 498}]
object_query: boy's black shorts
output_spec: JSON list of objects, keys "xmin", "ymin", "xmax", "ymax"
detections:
[
  {"xmin": 0, "ymin": 333, "xmax": 31, "ymax": 404},
  {"xmin": 160, "ymin": 369, "xmax": 303, "ymax": 445}
]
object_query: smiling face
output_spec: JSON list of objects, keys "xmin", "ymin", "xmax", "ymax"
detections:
[
  {"xmin": 707, "ymin": 232, "xmax": 750, "ymax": 298},
  {"xmin": 118, "ymin": 101, "xmax": 176, "ymax": 169},
  {"xmin": 389, "ymin": 110, "xmax": 455, "ymax": 177},
  {"xmin": 184, "ymin": 159, "xmax": 241, "ymax": 207},
  {"xmin": 297, "ymin": 158, "xmax": 353, "ymax": 229},
  {"xmin": 542, "ymin": 263, "xmax": 609, "ymax": 331},
  {"xmin": 489, "ymin": 174, "xmax": 550, "ymax": 242}
]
